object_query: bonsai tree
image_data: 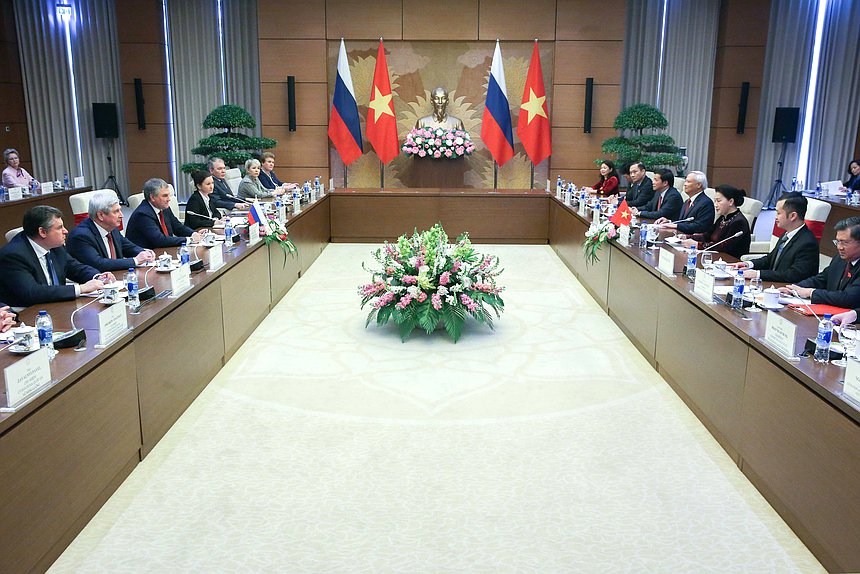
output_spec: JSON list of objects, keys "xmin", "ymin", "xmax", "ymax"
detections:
[
  {"xmin": 598, "ymin": 104, "xmax": 683, "ymax": 170},
  {"xmin": 180, "ymin": 104, "xmax": 277, "ymax": 174}
]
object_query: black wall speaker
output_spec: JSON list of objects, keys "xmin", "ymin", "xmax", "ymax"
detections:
[
  {"xmin": 737, "ymin": 82, "xmax": 750, "ymax": 134},
  {"xmin": 134, "ymin": 78, "xmax": 146, "ymax": 130},
  {"xmin": 92, "ymin": 103, "xmax": 119, "ymax": 139},
  {"xmin": 287, "ymin": 76, "xmax": 297, "ymax": 132},
  {"xmin": 772, "ymin": 107, "xmax": 800, "ymax": 143},
  {"xmin": 584, "ymin": 77, "xmax": 594, "ymax": 134}
]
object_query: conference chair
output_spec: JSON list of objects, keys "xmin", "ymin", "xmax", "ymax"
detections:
[
  {"xmin": 166, "ymin": 184, "xmax": 183, "ymax": 222},
  {"xmin": 739, "ymin": 197, "xmax": 764, "ymax": 235},
  {"xmin": 127, "ymin": 193, "xmax": 144, "ymax": 210},
  {"xmin": 225, "ymin": 168, "xmax": 242, "ymax": 195},
  {"xmin": 5, "ymin": 226, "xmax": 23, "ymax": 243},
  {"xmin": 69, "ymin": 189, "xmax": 121, "ymax": 228}
]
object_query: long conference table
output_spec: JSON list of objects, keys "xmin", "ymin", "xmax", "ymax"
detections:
[{"xmin": 1, "ymin": 189, "xmax": 858, "ymax": 573}]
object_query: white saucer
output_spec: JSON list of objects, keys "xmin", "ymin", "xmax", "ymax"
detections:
[
  {"xmin": 155, "ymin": 265, "xmax": 179, "ymax": 273},
  {"xmin": 8, "ymin": 345, "xmax": 38, "ymax": 354}
]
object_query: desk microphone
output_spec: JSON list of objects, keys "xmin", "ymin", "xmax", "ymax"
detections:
[
  {"xmin": 138, "ymin": 265, "xmax": 157, "ymax": 301},
  {"xmin": 54, "ymin": 297, "xmax": 99, "ymax": 349},
  {"xmin": 665, "ymin": 216, "xmax": 694, "ymax": 225},
  {"xmin": 697, "ymin": 231, "xmax": 744, "ymax": 253},
  {"xmin": 792, "ymin": 289, "xmax": 821, "ymax": 322},
  {"xmin": 185, "ymin": 210, "xmax": 218, "ymax": 223}
]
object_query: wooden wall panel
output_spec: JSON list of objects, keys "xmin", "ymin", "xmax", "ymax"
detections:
[
  {"xmin": 551, "ymin": 127, "xmax": 615, "ymax": 168},
  {"xmin": 719, "ymin": 0, "xmax": 771, "ymax": 47},
  {"xmin": 711, "ymin": 86, "xmax": 760, "ymax": 129},
  {"xmin": 556, "ymin": 0, "xmax": 625, "ymax": 41},
  {"xmin": 122, "ymin": 82, "xmax": 168, "ymax": 125},
  {"xmin": 258, "ymin": 40, "xmax": 327, "ymax": 83},
  {"xmin": 709, "ymin": 129, "xmax": 757, "ymax": 168},
  {"xmin": 554, "ymin": 41, "xmax": 623, "ymax": 85},
  {"xmin": 403, "ymin": 0, "xmax": 478, "ymax": 40},
  {"xmin": 127, "ymin": 162, "xmax": 173, "ymax": 193},
  {"xmin": 261, "ymin": 82, "xmax": 328, "ymax": 126},
  {"xmin": 325, "ymin": 0, "xmax": 403, "ymax": 40},
  {"xmin": 125, "ymin": 124, "xmax": 170, "ymax": 164},
  {"xmin": 552, "ymin": 84, "xmax": 619, "ymax": 129},
  {"xmin": 0, "ymin": 40, "xmax": 21, "ymax": 83},
  {"xmin": 709, "ymin": 167, "xmax": 754, "ymax": 190},
  {"xmin": 276, "ymin": 167, "xmax": 331, "ymax": 186},
  {"xmin": 0, "ymin": 0, "xmax": 30, "ymax": 171},
  {"xmin": 114, "ymin": 0, "xmax": 165, "ymax": 44},
  {"xmin": 118, "ymin": 43, "xmax": 167, "ymax": 85},
  {"xmin": 265, "ymin": 125, "xmax": 330, "ymax": 167},
  {"xmin": 258, "ymin": 0, "xmax": 325, "ymax": 39},
  {"xmin": 478, "ymin": 0, "xmax": 557, "ymax": 40},
  {"xmin": 0, "ymin": 90, "xmax": 25, "ymax": 123},
  {"xmin": 713, "ymin": 47, "xmax": 767, "ymax": 88}
]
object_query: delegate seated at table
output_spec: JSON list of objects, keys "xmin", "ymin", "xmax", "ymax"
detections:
[
  {"xmin": 0, "ymin": 206, "xmax": 113, "ymax": 309},
  {"xmin": 631, "ymin": 169, "xmax": 682, "ymax": 221},
  {"xmin": 185, "ymin": 170, "xmax": 226, "ymax": 230},
  {"xmin": 125, "ymin": 178, "xmax": 202, "ymax": 249},
  {"xmin": 66, "ymin": 190, "xmax": 155, "ymax": 271},
  {"xmin": 2, "ymin": 148, "xmax": 38, "ymax": 189},
  {"xmin": 655, "ymin": 171, "xmax": 714, "ymax": 235},
  {"xmin": 780, "ymin": 216, "xmax": 860, "ymax": 308},
  {"xmin": 623, "ymin": 162, "xmax": 654, "ymax": 209},
  {"xmin": 729, "ymin": 192, "xmax": 819, "ymax": 283},
  {"xmin": 840, "ymin": 159, "xmax": 860, "ymax": 193},
  {"xmin": 238, "ymin": 158, "xmax": 284, "ymax": 201},
  {"xmin": 678, "ymin": 185, "xmax": 751, "ymax": 259},
  {"xmin": 208, "ymin": 157, "xmax": 249, "ymax": 211}
]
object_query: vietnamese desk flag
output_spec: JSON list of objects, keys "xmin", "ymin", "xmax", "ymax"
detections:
[
  {"xmin": 610, "ymin": 199, "xmax": 633, "ymax": 227},
  {"xmin": 328, "ymin": 39, "xmax": 363, "ymax": 165},
  {"xmin": 481, "ymin": 40, "xmax": 514, "ymax": 166},
  {"xmin": 366, "ymin": 40, "xmax": 399, "ymax": 164},
  {"xmin": 517, "ymin": 41, "xmax": 551, "ymax": 165}
]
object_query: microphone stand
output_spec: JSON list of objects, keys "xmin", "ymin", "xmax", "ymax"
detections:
[{"xmin": 54, "ymin": 297, "xmax": 99, "ymax": 349}]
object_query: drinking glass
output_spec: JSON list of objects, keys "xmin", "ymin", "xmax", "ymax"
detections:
[
  {"xmin": 748, "ymin": 276, "xmax": 763, "ymax": 312},
  {"xmin": 834, "ymin": 324, "xmax": 857, "ymax": 367},
  {"xmin": 701, "ymin": 252, "xmax": 713, "ymax": 269}
]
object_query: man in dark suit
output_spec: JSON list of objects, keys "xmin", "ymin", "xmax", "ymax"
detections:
[
  {"xmin": 623, "ymin": 162, "xmax": 654, "ymax": 209},
  {"xmin": 66, "ymin": 190, "xmax": 155, "ymax": 272},
  {"xmin": 631, "ymin": 169, "xmax": 681, "ymax": 221},
  {"xmin": 655, "ymin": 170, "xmax": 714, "ymax": 234},
  {"xmin": 781, "ymin": 216, "xmax": 860, "ymax": 308},
  {"xmin": 125, "ymin": 178, "xmax": 202, "ymax": 249},
  {"xmin": 0, "ymin": 206, "xmax": 113, "ymax": 309},
  {"xmin": 731, "ymin": 193, "xmax": 819, "ymax": 283},
  {"xmin": 208, "ymin": 157, "xmax": 249, "ymax": 211}
]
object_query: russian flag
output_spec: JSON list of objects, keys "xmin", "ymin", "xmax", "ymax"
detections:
[
  {"xmin": 246, "ymin": 201, "xmax": 271, "ymax": 234},
  {"xmin": 328, "ymin": 39, "xmax": 363, "ymax": 166},
  {"xmin": 481, "ymin": 40, "xmax": 514, "ymax": 166}
]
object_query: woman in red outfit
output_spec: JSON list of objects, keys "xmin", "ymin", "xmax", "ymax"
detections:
[{"xmin": 591, "ymin": 160, "xmax": 619, "ymax": 197}]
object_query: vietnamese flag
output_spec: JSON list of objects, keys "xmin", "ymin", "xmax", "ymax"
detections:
[
  {"xmin": 516, "ymin": 41, "xmax": 552, "ymax": 165},
  {"xmin": 366, "ymin": 40, "xmax": 399, "ymax": 164},
  {"xmin": 610, "ymin": 199, "xmax": 633, "ymax": 227}
]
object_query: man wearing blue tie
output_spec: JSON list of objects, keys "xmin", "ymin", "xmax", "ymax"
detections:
[
  {"xmin": 654, "ymin": 171, "xmax": 715, "ymax": 235},
  {"xmin": 0, "ymin": 206, "xmax": 114, "ymax": 309}
]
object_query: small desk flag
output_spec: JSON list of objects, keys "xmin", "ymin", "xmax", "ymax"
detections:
[{"xmin": 610, "ymin": 199, "xmax": 633, "ymax": 227}]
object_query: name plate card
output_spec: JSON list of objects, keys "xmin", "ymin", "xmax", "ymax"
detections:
[
  {"xmin": 2, "ymin": 348, "xmax": 52, "ymax": 410},
  {"xmin": 693, "ymin": 268, "xmax": 716, "ymax": 302},
  {"xmin": 617, "ymin": 225, "xmax": 630, "ymax": 247},
  {"xmin": 248, "ymin": 222, "xmax": 261, "ymax": 246},
  {"xmin": 8, "ymin": 187, "xmax": 24, "ymax": 200},
  {"xmin": 41, "ymin": 181, "xmax": 54, "ymax": 194},
  {"xmin": 97, "ymin": 301, "xmax": 129, "ymax": 347},
  {"xmin": 658, "ymin": 247, "xmax": 680, "ymax": 276},
  {"xmin": 208, "ymin": 243, "xmax": 224, "ymax": 271},
  {"xmin": 169, "ymin": 263, "xmax": 191, "ymax": 297},
  {"xmin": 843, "ymin": 359, "xmax": 860, "ymax": 408},
  {"xmin": 764, "ymin": 310, "xmax": 797, "ymax": 358},
  {"xmin": 74, "ymin": 176, "xmax": 85, "ymax": 188}
]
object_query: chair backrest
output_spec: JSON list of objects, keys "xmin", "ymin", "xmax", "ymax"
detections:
[
  {"xmin": 127, "ymin": 193, "xmax": 144, "ymax": 210},
  {"xmin": 739, "ymin": 197, "xmax": 763, "ymax": 235},
  {"xmin": 70, "ymin": 189, "xmax": 119, "ymax": 227},
  {"xmin": 225, "ymin": 168, "xmax": 242, "ymax": 194},
  {"xmin": 5, "ymin": 226, "xmax": 23, "ymax": 243},
  {"xmin": 166, "ymin": 184, "xmax": 182, "ymax": 221},
  {"xmin": 768, "ymin": 196, "xmax": 832, "ymax": 248}
]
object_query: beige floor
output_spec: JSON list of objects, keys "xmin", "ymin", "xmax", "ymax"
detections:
[{"xmin": 50, "ymin": 243, "xmax": 823, "ymax": 573}]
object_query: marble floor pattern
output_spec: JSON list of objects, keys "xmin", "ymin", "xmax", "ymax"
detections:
[{"xmin": 50, "ymin": 244, "xmax": 823, "ymax": 573}]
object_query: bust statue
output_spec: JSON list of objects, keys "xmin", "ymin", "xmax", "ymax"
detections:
[{"xmin": 415, "ymin": 87, "xmax": 465, "ymax": 131}]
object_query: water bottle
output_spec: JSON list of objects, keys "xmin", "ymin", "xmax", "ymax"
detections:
[
  {"xmin": 592, "ymin": 201, "xmax": 601, "ymax": 223},
  {"xmin": 36, "ymin": 310, "xmax": 54, "ymax": 358},
  {"xmin": 179, "ymin": 238, "xmax": 190, "ymax": 265},
  {"xmin": 639, "ymin": 224, "xmax": 648, "ymax": 248},
  {"xmin": 303, "ymin": 181, "xmax": 311, "ymax": 202},
  {"xmin": 816, "ymin": 180, "xmax": 822, "ymax": 197},
  {"xmin": 556, "ymin": 175, "xmax": 562, "ymax": 199},
  {"xmin": 292, "ymin": 189, "xmax": 301, "ymax": 214},
  {"xmin": 814, "ymin": 314, "xmax": 834, "ymax": 363},
  {"xmin": 126, "ymin": 267, "xmax": 139, "ymax": 310},
  {"xmin": 314, "ymin": 175, "xmax": 321, "ymax": 200},
  {"xmin": 566, "ymin": 182, "xmax": 574, "ymax": 205},
  {"xmin": 63, "ymin": 173, "xmax": 70, "ymax": 189},
  {"xmin": 685, "ymin": 247, "xmax": 697, "ymax": 279},
  {"xmin": 791, "ymin": 177, "xmax": 797, "ymax": 192},
  {"xmin": 731, "ymin": 269, "xmax": 745, "ymax": 308},
  {"xmin": 224, "ymin": 224, "xmax": 234, "ymax": 243}
]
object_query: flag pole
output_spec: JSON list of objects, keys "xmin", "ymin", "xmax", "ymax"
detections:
[
  {"xmin": 530, "ymin": 162, "xmax": 535, "ymax": 189},
  {"xmin": 380, "ymin": 160, "xmax": 384, "ymax": 189},
  {"xmin": 493, "ymin": 161, "xmax": 498, "ymax": 189},
  {"xmin": 344, "ymin": 164, "xmax": 349, "ymax": 188}
]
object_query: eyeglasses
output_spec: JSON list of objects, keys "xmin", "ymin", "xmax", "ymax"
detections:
[{"xmin": 832, "ymin": 239, "xmax": 858, "ymax": 247}]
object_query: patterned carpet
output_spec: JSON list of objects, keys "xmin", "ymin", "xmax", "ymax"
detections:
[{"xmin": 49, "ymin": 244, "xmax": 823, "ymax": 573}]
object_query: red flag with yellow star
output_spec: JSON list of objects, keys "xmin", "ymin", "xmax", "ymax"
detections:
[
  {"xmin": 366, "ymin": 40, "xmax": 399, "ymax": 164},
  {"xmin": 610, "ymin": 199, "xmax": 633, "ymax": 227},
  {"xmin": 517, "ymin": 41, "xmax": 552, "ymax": 165}
]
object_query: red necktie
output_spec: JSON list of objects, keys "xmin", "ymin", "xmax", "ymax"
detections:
[
  {"xmin": 158, "ymin": 210, "xmax": 169, "ymax": 235},
  {"xmin": 106, "ymin": 232, "xmax": 117, "ymax": 258},
  {"xmin": 657, "ymin": 194, "xmax": 663, "ymax": 210},
  {"xmin": 681, "ymin": 199, "xmax": 691, "ymax": 218}
]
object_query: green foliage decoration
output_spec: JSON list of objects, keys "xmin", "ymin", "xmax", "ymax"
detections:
[
  {"xmin": 598, "ymin": 103, "xmax": 683, "ymax": 171},
  {"xmin": 180, "ymin": 104, "xmax": 277, "ymax": 174}
]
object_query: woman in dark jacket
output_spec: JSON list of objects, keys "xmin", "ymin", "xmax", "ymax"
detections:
[{"xmin": 185, "ymin": 170, "xmax": 224, "ymax": 230}]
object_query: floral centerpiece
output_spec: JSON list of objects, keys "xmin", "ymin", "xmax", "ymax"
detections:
[
  {"xmin": 359, "ymin": 223, "xmax": 504, "ymax": 342},
  {"xmin": 258, "ymin": 210, "xmax": 297, "ymax": 266},
  {"xmin": 402, "ymin": 127, "xmax": 475, "ymax": 159},
  {"xmin": 583, "ymin": 220, "xmax": 618, "ymax": 265}
]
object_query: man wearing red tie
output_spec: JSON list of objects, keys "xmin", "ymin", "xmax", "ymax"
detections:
[
  {"xmin": 125, "ymin": 178, "xmax": 202, "ymax": 249},
  {"xmin": 653, "ymin": 171, "xmax": 714, "ymax": 234},
  {"xmin": 781, "ymin": 217, "xmax": 860, "ymax": 308}
]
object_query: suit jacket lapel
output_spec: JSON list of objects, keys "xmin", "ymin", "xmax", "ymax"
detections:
[
  {"xmin": 20, "ymin": 237, "xmax": 48, "ymax": 285},
  {"xmin": 89, "ymin": 219, "xmax": 108, "ymax": 258}
]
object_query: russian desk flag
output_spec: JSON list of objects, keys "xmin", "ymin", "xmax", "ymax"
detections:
[
  {"xmin": 328, "ymin": 39, "xmax": 363, "ymax": 165},
  {"xmin": 481, "ymin": 40, "xmax": 514, "ymax": 166},
  {"xmin": 246, "ymin": 201, "xmax": 271, "ymax": 234}
]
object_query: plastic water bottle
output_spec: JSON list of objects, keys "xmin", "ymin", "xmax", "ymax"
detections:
[
  {"xmin": 63, "ymin": 173, "xmax": 70, "ymax": 189},
  {"xmin": 36, "ymin": 310, "xmax": 54, "ymax": 358},
  {"xmin": 293, "ymin": 189, "xmax": 301, "ymax": 214},
  {"xmin": 303, "ymin": 181, "xmax": 311, "ymax": 202},
  {"xmin": 639, "ymin": 224, "xmax": 648, "ymax": 247},
  {"xmin": 179, "ymin": 238, "xmax": 190, "ymax": 265},
  {"xmin": 731, "ymin": 270, "xmax": 745, "ymax": 308},
  {"xmin": 566, "ymin": 182, "xmax": 574, "ymax": 205},
  {"xmin": 224, "ymin": 224, "xmax": 234, "ymax": 243},
  {"xmin": 816, "ymin": 180, "xmax": 822, "ymax": 197},
  {"xmin": 814, "ymin": 314, "xmax": 834, "ymax": 363},
  {"xmin": 314, "ymin": 175, "xmax": 321, "ymax": 200},
  {"xmin": 791, "ymin": 177, "xmax": 797, "ymax": 192},
  {"xmin": 556, "ymin": 175, "xmax": 562, "ymax": 198},
  {"xmin": 685, "ymin": 247, "xmax": 697, "ymax": 279},
  {"xmin": 126, "ymin": 267, "xmax": 139, "ymax": 310}
]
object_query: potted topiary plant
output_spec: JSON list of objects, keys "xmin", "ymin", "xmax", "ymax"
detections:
[
  {"xmin": 180, "ymin": 104, "xmax": 277, "ymax": 174},
  {"xmin": 598, "ymin": 104, "xmax": 683, "ymax": 171}
]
